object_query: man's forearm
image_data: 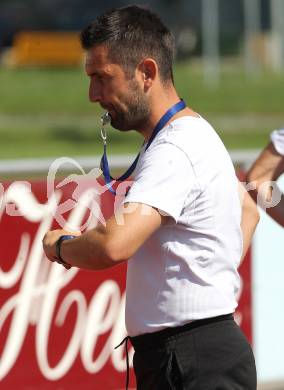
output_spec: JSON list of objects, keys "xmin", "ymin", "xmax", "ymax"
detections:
[
  {"xmin": 247, "ymin": 143, "xmax": 283, "ymax": 184},
  {"xmin": 43, "ymin": 224, "xmax": 125, "ymax": 271},
  {"xmin": 60, "ymin": 227, "xmax": 124, "ymax": 270},
  {"xmin": 43, "ymin": 203, "xmax": 163, "ymax": 270},
  {"xmin": 247, "ymin": 142, "xmax": 284, "ymax": 227}
]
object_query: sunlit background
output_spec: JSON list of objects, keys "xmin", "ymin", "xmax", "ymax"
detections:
[{"xmin": 0, "ymin": 0, "xmax": 283, "ymax": 160}]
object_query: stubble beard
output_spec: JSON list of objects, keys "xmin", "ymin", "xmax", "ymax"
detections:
[{"xmin": 110, "ymin": 79, "xmax": 151, "ymax": 132}]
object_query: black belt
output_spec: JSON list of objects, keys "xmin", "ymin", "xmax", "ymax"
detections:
[
  {"xmin": 115, "ymin": 313, "xmax": 233, "ymax": 390},
  {"xmin": 130, "ymin": 313, "xmax": 234, "ymax": 350}
]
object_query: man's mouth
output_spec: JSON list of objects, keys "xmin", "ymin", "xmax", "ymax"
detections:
[
  {"xmin": 107, "ymin": 110, "xmax": 115, "ymax": 119},
  {"xmin": 100, "ymin": 104, "xmax": 114, "ymax": 117}
]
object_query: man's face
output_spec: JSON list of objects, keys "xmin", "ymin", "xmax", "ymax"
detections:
[{"xmin": 85, "ymin": 45, "xmax": 150, "ymax": 131}]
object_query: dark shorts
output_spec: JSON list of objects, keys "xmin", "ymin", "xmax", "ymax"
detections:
[{"xmin": 130, "ymin": 314, "xmax": 257, "ymax": 390}]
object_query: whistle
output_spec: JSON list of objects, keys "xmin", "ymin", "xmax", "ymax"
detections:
[
  {"xmin": 100, "ymin": 112, "xmax": 111, "ymax": 145},
  {"xmin": 101, "ymin": 112, "xmax": 111, "ymax": 126}
]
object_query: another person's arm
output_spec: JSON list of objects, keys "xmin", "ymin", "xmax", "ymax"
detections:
[{"xmin": 246, "ymin": 129, "xmax": 284, "ymax": 227}]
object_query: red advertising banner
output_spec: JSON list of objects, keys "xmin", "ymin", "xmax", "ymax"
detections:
[{"xmin": 0, "ymin": 176, "xmax": 252, "ymax": 389}]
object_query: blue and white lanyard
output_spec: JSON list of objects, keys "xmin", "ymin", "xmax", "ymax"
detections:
[{"xmin": 100, "ymin": 99, "xmax": 186, "ymax": 195}]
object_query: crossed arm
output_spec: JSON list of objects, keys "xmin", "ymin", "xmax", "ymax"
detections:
[
  {"xmin": 246, "ymin": 142, "xmax": 284, "ymax": 227},
  {"xmin": 43, "ymin": 189, "xmax": 258, "ymax": 270}
]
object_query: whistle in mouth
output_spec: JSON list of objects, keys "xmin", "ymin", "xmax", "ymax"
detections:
[{"xmin": 101, "ymin": 112, "xmax": 111, "ymax": 126}]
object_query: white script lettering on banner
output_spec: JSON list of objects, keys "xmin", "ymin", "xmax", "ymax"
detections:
[{"xmin": 0, "ymin": 182, "xmax": 132, "ymax": 381}]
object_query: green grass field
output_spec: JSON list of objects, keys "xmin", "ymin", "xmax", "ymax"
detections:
[{"xmin": 0, "ymin": 62, "xmax": 284, "ymax": 159}]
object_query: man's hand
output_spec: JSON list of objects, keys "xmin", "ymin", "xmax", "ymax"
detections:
[{"xmin": 42, "ymin": 229, "xmax": 81, "ymax": 268}]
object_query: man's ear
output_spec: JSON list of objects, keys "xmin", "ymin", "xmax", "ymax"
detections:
[{"xmin": 138, "ymin": 58, "xmax": 158, "ymax": 89}]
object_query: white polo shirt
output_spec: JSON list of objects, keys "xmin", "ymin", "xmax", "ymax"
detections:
[{"xmin": 123, "ymin": 116, "xmax": 242, "ymax": 337}]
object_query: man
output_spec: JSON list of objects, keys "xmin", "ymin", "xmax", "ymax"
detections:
[
  {"xmin": 43, "ymin": 5, "xmax": 259, "ymax": 389},
  {"xmin": 247, "ymin": 128, "xmax": 284, "ymax": 227}
]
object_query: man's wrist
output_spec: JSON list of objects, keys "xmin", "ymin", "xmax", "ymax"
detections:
[
  {"xmin": 55, "ymin": 235, "xmax": 75, "ymax": 267},
  {"xmin": 270, "ymin": 128, "xmax": 284, "ymax": 156}
]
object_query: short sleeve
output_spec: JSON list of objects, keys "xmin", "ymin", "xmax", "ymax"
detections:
[
  {"xmin": 270, "ymin": 128, "xmax": 284, "ymax": 156},
  {"xmin": 123, "ymin": 141, "xmax": 195, "ymax": 221}
]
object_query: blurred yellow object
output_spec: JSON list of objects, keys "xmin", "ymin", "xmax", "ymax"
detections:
[{"xmin": 5, "ymin": 31, "xmax": 84, "ymax": 67}]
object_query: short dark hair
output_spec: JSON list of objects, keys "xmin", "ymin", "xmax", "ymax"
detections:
[{"xmin": 80, "ymin": 5, "xmax": 175, "ymax": 83}]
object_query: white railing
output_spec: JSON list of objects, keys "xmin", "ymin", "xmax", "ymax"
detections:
[{"xmin": 0, "ymin": 150, "xmax": 260, "ymax": 174}]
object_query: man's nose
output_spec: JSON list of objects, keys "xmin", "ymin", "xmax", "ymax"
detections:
[{"xmin": 89, "ymin": 81, "xmax": 102, "ymax": 102}]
